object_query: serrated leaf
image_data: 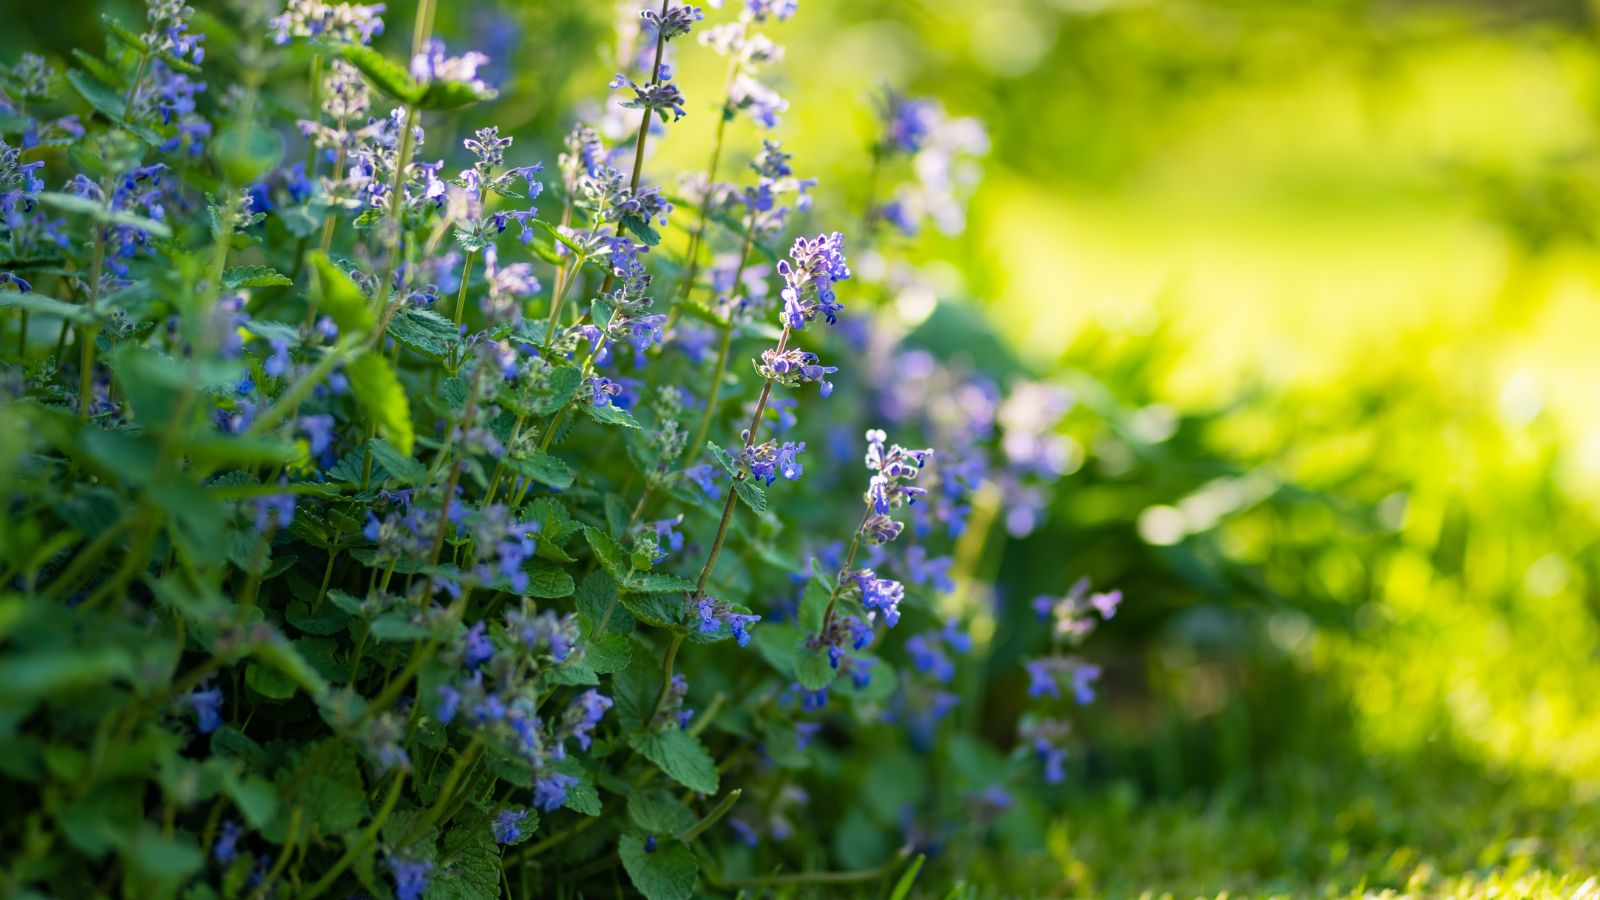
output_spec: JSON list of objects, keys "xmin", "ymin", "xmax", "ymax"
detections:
[
  {"xmin": 427, "ymin": 820, "xmax": 501, "ymax": 900},
  {"xmin": 281, "ymin": 740, "xmax": 368, "ymax": 835},
  {"xmin": 619, "ymin": 214, "xmax": 662, "ymax": 247},
  {"xmin": 626, "ymin": 572, "xmax": 695, "ymax": 594},
  {"xmin": 581, "ymin": 402, "xmax": 641, "ymax": 429},
  {"xmin": 242, "ymin": 319, "xmax": 301, "ymax": 347},
  {"xmin": 307, "ymin": 251, "xmax": 374, "ymax": 335},
  {"xmin": 583, "ymin": 526, "xmax": 629, "ymax": 581},
  {"xmin": 525, "ymin": 366, "xmax": 581, "ymax": 415},
  {"xmin": 619, "ymin": 834, "xmax": 698, "ymax": 900},
  {"xmin": 628, "ymin": 728, "xmax": 718, "ymax": 796},
  {"xmin": 619, "ymin": 593, "xmax": 684, "ymax": 631},
  {"xmin": 706, "ymin": 442, "xmax": 737, "ymax": 478},
  {"xmin": 575, "ymin": 571, "xmax": 631, "ymax": 636},
  {"xmin": 733, "ymin": 479, "xmax": 767, "ymax": 513},
  {"xmin": 628, "ymin": 790, "xmax": 695, "ymax": 836},
  {"xmin": 587, "ymin": 633, "xmax": 632, "ymax": 673},
  {"xmin": 505, "ymin": 451, "xmax": 574, "ymax": 490},
  {"xmin": 246, "ymin": 661, "xmax": 296, "ymax": 700},
  {"xmin": 223, "ymin": 265, "xmax": 292, "ymax": 289},
  {"xmin": 519, "ymin": 560, "xmax": 574, "ymax": 599},
  {"xmin": 367, "ymin": 438, "xmax": 426, "ymax": 485},
  {"xmin": 388, "ymin": 306, "xmax": 458, "ymax": 359},
  {"xmin": 348, "ymin": 349, "xmax": 413, "ymax": 455}
]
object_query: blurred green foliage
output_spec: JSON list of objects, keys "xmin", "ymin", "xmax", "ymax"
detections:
[{"xmin": 10, "ymin": 0, "xmax": 1600, "ymax": 893}]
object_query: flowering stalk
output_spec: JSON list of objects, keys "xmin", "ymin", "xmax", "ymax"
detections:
[{"xmin": 534, "ymin": 0, "xmax": 674, "ymax": 443}]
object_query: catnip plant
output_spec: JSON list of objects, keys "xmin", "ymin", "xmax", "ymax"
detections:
[{"xmin": 0, "ymin": 0, "xmax": 1120, "ymax": 896}]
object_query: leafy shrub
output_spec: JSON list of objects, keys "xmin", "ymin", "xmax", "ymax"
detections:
[{"xmin": 0, "ymin": 1, "xmax": 1117, "ymax": 897}]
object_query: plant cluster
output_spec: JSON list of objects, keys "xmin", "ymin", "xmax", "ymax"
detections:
[{"xmin": 0, "ymin": 0, "xmax": 1116, "ymax": 896}]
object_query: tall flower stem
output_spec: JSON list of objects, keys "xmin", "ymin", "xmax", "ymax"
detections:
[
  {"xmin": 533, "ymin": 0, "xmax": 671, "ymax": 449},
  {"xmin": 447, "ymin": 249, "xmax": 477, "ymax": 368},
  {"xmin": 649, "ymin": 324, "xmax": 792, "ymax": 722},
  {"xmin": 691, "ymin": 325, "xmax": 789, "ymax": 597}
]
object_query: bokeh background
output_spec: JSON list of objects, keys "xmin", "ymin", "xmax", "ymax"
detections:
[{"xmin": 13, "ymin": 0, "xmax": 1600, "ymax": 894}]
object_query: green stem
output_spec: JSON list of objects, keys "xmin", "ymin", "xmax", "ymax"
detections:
[
  {"xmin": 301, "ymin": 771, "xmax": 407, "ymax": 900},
  {"xmin": 678, "ymin": 788, "xmax": 741, "ymax": 843}
]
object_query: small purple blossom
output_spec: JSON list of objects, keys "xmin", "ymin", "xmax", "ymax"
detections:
[{"xmin": 493, "ymin": 809, "xmax": 528, "ymax": 844}]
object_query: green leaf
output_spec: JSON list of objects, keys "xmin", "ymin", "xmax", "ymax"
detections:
[
  {"xmin": 308, "ymin": 251, "xmax": 375, "ymax": 335},
  {"xmin": 619, "ymin": 214, "xmax": 662, "ymax": 247},
  {"xmin": 243, "ymin": 318, "xmax": 301, "ymax": 347},
  {"xmin": 889, "ymin": 855, "xmax": 927, "ymax": 900},
  {"xmin": 504, "ymin": 451, "xmax": 574, "ymax": 490},
  {"xmin": 427, "ymin": 821, "xmax": 502, "ymax": 900},
  {"xmin": 626, "ymin": 572, "xmax": 695, "ymax": 594},
  {"xmin": 124, "ymin": 828, "xmax": 205, "ymax": 886},
  {"xmin": 628, "ymin": 728, "xmax": 718, "ymax": 795},
  {"xmin": 619, "ymin": 834, "xmax": 698, "ymax": 900},
  {"xmin": 619, "ymin": 593, "xmax": 684, "ymax": 631},
  {"xmin": 348, "ymin": 349, "xmax": 413, "ymax": 455},
  {"xmin": 0, "ymin": 292, "xmax": 92, "ymax": 323},
  {"xmin": 66, "ymin": 69, "xmax": 163, "ymax": 145},
  {"xmin": 0, "ymin": 649, "xmax": 134, "ymax": 704},
  {"xmin": 420, "ymin": 78, "xmax": 497, "ymax": 110},
  {"xmin": 244, "ymin": 663, "xmax": 297, "ymax": 701},
  {"xmin": 733, "ymin": 479, "xmax": 767, "ymax": 513},
  {"xmin": 628, "ymin": 789, "xmax": 695, "ymax": 836},
  {"xmin": 222, "ymin": 774, "xmax": 279, "ymax": 830},
  {"xmin": 388, "ymin": 306, "xmax": 458, "ymax": 359},
  {"xmin": 575, "ymin": 571, "xmax": 632, "ymax": 635},
  {"xmin": 706, "ymin": 441, "xmax": 737, "ymax": 478},
  {"xmin": 368, "ymin": 612, "xmax": 433, "ymax": 642},
  {"xmin": 795, "ymin": 639, "xmax": 836, "ymax": 691},
  {"xmin": 524, "ymin": 365, "xmax": 582, "ymax": 415},
  {"xmin": 799, "ymin": 578, "xmax": 830, "ymax": 632},
  {"xmin": 554, "ymin": 757, "xmax": 601, "ymax": 816},
  {"xmin": 581, "ymin": 402, "xmax": 641, "ymax": 429},
  {"xmin": 367, "ymin": 438, "xmax": 426, "ymax": 485},
  {"xmin": 280, "ymin": 739, "xmax": 368, "ymax": 835},
  {"xmin": 587, "ymin": 633, "xmax": 632, "ymax": 673},
  {"xmin": 520, "ymin": 560, "xmax": 575, "ymax": 599},
  {"xmin": 286, "ymin": 600, "xmax": 351, "ymax": 636},
  {"xmin": 223, "ymin": 265, "xmax": 293, "ymax": 289},
  {"xmin": 38, "ymin": 190, "xmax": 171, "ymax": 238},
  {"xmin": 583, "ymin": 526, "xmax": 629, "ymax": 581},
  {"xmin": 339, "ymin": 44, "xmax": 424, "ymax": 104}
]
